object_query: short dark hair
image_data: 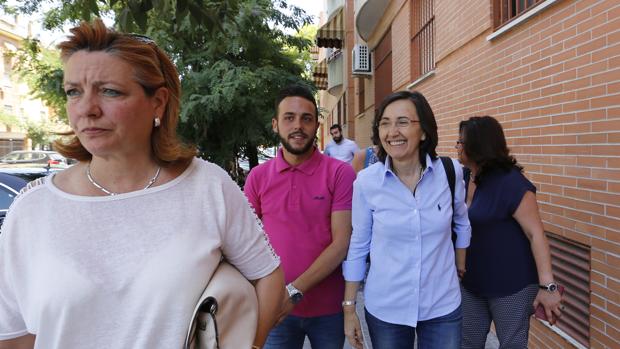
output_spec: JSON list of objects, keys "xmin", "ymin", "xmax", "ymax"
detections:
[
  {"xmin": 372, "ymin": 91, "xmax": 438, "ymax": 165},
  {"xmin": 274, "ymin": 84, "xmax": 318, "ymax": 118},
  {"xmin": 330, "ymin": 124, "xmax": 342, "ymax": 132},
  {"xmin": 459, "ymin": 116, "xmax": 522, "ymax": 184}
]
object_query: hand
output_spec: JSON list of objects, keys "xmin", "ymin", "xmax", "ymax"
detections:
[
  {"xmin": 533, "ymin": 289, "xmax": 563, "ymax": 325},
  {"xmin": 457, "ymin": 268, "xmax": 466, "ymax": 280},
  {"xmin": 344, "ymin": 309, "xmax": 364, "ymax": 349},
  {"xmin": 274, "ymin": 290, "xmax": 295, "ymax": 326}
]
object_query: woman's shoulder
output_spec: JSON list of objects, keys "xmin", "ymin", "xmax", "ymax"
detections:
[
  {"xmin": 189, "ymin": 158, "xmax": 240, "ymax": 190},
  {"xmin": 356, "ymin": 161, "xmax": 384, "ymax": 182},
  {"xmin": 3, "ymin": 173, "xmax": 52, "ymax": 223},
  {"xmin": 491, "ymin": 166, "xmax": 534, "ymax": 191}
]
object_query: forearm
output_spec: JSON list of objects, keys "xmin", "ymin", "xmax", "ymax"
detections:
[
  {"xmin": 455, "ymin": 248, "xmax": 466, "ymax": 271},
  {"xmin": 344, "ymin": 281, "xmax": 361, "ymax": 304},
  {"xmin": 253, "ymin": 266, "xmax": 285, "ymax": 347},
  {"xmin": 529, "ymin": 231, "xmax": 554, "ymax": 283},
  {"xmin": 514, "ymin": 191, "xmax": 554, "ymax": 284},
  {"xmin": 292, "ymin": 240, "xmax": 349, "ymax": 293},
  {"xmin": 0, "ymin": 335, "xmax": 35, "ymax": 349}
]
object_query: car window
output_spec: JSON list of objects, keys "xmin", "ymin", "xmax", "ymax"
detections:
[
  {"xmin": 25, "ymin": 153, "xmax": 46, "ymax": 161},
  {"xmin": 49, "ymin": 154, "xmax": 66, "ymax": 161},
  {"xmin": 0, "ymin": 186, "xmax": 17, "ymax": 209},
  {"xmin": 1, "ymin": 153, "xmax": 20, "ymax": 161}
]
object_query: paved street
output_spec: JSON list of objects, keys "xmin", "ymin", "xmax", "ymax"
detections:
[{"xmin": 303, "ymin": 291, "xmax": 499, "ymax": 349}]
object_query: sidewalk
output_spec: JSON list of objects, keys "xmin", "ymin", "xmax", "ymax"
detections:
[{"xmin": 303, "ymin": 291, "xmax": 499, "ymax": 349}]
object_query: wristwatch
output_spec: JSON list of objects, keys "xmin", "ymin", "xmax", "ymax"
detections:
[
  {"xmin": 286, "ymin": 283, "xmax": 304, "ymax": 304},
  {"xmin": 539, "ymin": 282, "xmax": 558, "ymax": 292}
]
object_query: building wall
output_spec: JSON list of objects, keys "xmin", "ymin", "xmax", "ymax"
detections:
[
  {"xmin": 435, "ymin": 0, "xmax": 490, "ymax": 62},
  {"xmin": 356, "ymin": 0, "xmax": 619, "ymax": 347},
  {"xmin": 392, "ymin": 0, "xmax": 411, "ymax": 90}
]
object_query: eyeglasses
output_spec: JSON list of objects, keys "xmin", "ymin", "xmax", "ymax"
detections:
[{"xmin": 378, "ymin": 118, "xmax": 420, "ymax": 130}]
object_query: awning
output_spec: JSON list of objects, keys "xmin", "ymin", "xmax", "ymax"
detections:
[
  {"xmin": 312, "ymin": 59, "xmax": 328, "ymax": 90},
  {"xmin": 316, "ymin": 6, "xmax": 344, "ymax": 49}
]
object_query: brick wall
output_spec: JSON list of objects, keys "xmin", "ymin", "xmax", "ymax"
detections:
[
  {"xmin": 435, "ymin": 0, "xmax": 491, "ymax": 62},
  {"xmin": 361, "ymin": 0, "xmax": 620, "ymax": 347},
  {"xmin": 392, "ymin": 0, "xmax": 411, "ymax": 89}
]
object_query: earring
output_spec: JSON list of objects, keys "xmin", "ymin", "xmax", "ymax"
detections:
[{"xmin": 154, "ymin": 117, "xmax": 161, "ymax": 127}]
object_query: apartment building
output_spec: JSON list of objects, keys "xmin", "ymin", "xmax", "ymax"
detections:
[
  {"xmin": 315, "ymin": 0, "xmax": 619, "ymax": 348},
  {"xmin": 0, "ymin": 13, "xmax": 52, "ymax": 155}
]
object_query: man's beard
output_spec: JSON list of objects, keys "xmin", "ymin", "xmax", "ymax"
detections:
[
  {"xmin": 333, "ymin": 135, "xmax": 343, "ymax": 143},
  {"xmin": 280, "ymin": 131, "xmax": 316, "ymax": 155}
]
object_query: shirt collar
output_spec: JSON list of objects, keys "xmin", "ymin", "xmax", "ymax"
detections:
[
  {"xmin": 275, "ymin": 146, "xmax": 322, "ymax": 175},
  {"xmin": 381, "ymin": 153, "xmax": 435, "ymax": 184}
]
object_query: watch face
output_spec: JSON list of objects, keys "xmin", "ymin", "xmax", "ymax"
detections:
[
  {"xmin": 548, "ymin": 283, "xmax": 558, "ymax": 292},
  {"xmin": 291, "ymin": 292, "xmax": 303, "ymax": 304}
]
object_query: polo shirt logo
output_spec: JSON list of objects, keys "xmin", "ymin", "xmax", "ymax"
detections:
[{"xmin": 313, "ymin": 196, "xmax": 325, "ymax": 200}]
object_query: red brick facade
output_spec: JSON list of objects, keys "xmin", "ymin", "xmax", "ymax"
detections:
[{"xmin": 349, "ymin": 0, "xmax": 619, "ymax": 348}]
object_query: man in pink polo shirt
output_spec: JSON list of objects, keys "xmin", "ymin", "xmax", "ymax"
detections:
[{"xmin": 244, "ymin": 85, "xmax": 355, "ymax": 349}]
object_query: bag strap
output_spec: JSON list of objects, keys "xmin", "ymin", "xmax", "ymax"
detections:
[{"xmin": 440, "ymin": 156, "xmax": 457, "ymax": 245}]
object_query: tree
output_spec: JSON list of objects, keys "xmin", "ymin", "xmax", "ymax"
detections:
[
  {"xmin": 11, "ymin": 38, "xmax": 67, "ymax": 122},
  {"xmin": 9, "ymin": 0, "xmax": 315, "ymax": 182},
  {"xmin": 23, "ymin": 119, "xmax": 54, "ymax": 149}
]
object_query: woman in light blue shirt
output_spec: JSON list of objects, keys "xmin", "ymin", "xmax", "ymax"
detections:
[{"xmin": 342, "ymin": 91, "xmax": 471, "ymax": 349}]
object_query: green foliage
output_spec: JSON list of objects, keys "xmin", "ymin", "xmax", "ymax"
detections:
[
  {"xmin": 11, "ymin": 39, "xmax": 67, "ymax": 122},
  {"xmin": 0, "ymin": 110, "xmax": 20, "ymax": 127},
  {"xmin": 9, "ymin": 0, "xmax": 315, "ymax": 182},
  {"xmin": 23, "ymin": 119, "xmax": 54, "ymax": 149}
]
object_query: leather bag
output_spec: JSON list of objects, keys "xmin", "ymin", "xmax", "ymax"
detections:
[{"xmin": 184, "ymin": 261, "xmax": 258, "ymax": 349}]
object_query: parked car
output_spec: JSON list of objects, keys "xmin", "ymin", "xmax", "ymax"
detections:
[
  {"xmin": 0, "ymin": 173, "xmax": 28, "ymax": 229},
  {"xmin": 0, "ymin": 166, "xmax": 62, "ymax": 182},
  {"xmin": 0, "ymin": 167, "xmax": 60, "ymax": 230},
  {"xmin": 0, "ymin": 150, "xmax": 71, "ymax": 169}
]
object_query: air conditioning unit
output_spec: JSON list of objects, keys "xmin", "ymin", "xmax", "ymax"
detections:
[{"xmin": 352, "ymin": 44, "xmax": 372, "ymax": 76}]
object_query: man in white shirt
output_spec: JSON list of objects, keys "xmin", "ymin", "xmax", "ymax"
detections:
[{"xmin": 324, "ymin": 124, "xmax": 359, "ymax": 164}]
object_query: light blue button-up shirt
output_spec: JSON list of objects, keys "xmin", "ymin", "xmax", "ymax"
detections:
[{"xmin": 342, "ymin": 155, "xmax": 471, "ymax": 327}]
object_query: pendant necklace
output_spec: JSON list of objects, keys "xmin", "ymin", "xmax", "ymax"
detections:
[{"xmin": 86, "ymin": 162, "xmax": 162, "ymax": 196}]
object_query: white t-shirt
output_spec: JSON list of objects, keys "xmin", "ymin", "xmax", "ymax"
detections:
[
  {"xmin": 324, "ymin": 138, "xmax": 359, "ymax": 164},
  {"xmin": 0, "ymin": 158, "xmax": 279, "ymax": 349}
]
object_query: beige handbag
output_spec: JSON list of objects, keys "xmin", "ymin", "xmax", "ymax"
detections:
[{"xmin": 184, "ymin": 260, "xmax": 258, "ymax": 349}]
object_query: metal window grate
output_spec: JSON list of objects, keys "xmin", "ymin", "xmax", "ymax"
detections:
[
  {"xmin": 493, "ymin": 0, "xmax": 544, "ymax": 29},
  {"xmin": 546, "ymin": 232, "xmax": 590, "ymax": 347},
  {"xmin": 410, "ymin": 0, "xmax": 435, "ymax": 80}
]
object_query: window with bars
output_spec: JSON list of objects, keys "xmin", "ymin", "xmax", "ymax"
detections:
[
  {"xmin": 546, "ymin": 232, "xmax": 590, "ymax": 347},
  {"xmin": 410, "ymin": 0, "xmax": 435, "ymax": 81},
  {"xmin": 493, "ymin": 0, "xmax": 545, "ymax": 29}
]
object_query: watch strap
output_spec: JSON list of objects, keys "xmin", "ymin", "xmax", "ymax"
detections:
[{"xmin": 539, "ymin": 282, "xmax": 558, "ymax": 292}]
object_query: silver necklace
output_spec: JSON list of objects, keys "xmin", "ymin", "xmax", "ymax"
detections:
[{"xmin": 86, "ymin": 163, "xmax": 162, "ymax": 196}]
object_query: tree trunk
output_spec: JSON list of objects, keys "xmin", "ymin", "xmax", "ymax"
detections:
[{"xmin": 246, "ymin": 144, "xmax": 259, "ymax": 169}]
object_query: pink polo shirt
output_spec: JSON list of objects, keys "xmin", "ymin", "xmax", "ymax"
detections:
[{"xmin": 244, "ymin": 147, "xmax": 355, "ymax": 317}]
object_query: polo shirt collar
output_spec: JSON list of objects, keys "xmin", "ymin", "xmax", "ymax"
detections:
[
  {"xmin": 381, "ymin": 153, "xmax": 435, "ymax": 184},
  {"xmin": 275, "ymin": 146, "xmax": 322, "ymax": 175}
]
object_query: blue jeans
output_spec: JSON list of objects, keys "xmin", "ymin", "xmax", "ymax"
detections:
[
  {"xmin": 365, "ymin": 305, "xmax": 462, "ymax": 349},
  {"xmin": 264, "ymin": 312, "xmax": 344, "ymax": 349}
]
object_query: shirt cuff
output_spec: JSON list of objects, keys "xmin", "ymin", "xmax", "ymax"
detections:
[
  {"xmin": 454, "ymin": 228, "xmax": 471, "ymax": 249},
  {"xmin": 342, "ymin": 259, "xmax": 367, "ymax": 281}
]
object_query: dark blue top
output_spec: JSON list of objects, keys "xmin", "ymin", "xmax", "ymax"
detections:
[{"xmin": 462, "ymin": 167, "xmax": 539, "ymax": 297}]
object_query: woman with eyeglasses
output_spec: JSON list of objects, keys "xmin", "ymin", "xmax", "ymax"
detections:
[
  {"xmin": 0, "ymin": 19, "xmax": 284, "ymax": 349},
  {"xmin": 342, "ymin": 91, "xmax": 471, "ymax": 349},
  {"xmin": 457, "ymin": 116, "xmax": 562, "ymax": 349}
]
